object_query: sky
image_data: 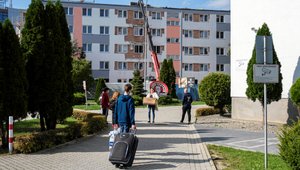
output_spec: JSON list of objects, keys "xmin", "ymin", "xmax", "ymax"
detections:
[{"xmin": 8, "ymin": 0, "xmax": 230, "ymax": 10}]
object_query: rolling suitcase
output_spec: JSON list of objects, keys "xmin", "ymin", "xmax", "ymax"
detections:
[{"xmin": 109, "ymin": 132, "xmax": 139, "ymax": 168}]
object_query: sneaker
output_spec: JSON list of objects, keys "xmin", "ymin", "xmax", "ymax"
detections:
[
  {"xmin": 152, "ymin": 121, "xmax": 155, "ymax": 124},
  {"xmin": 147, "ymin": 121, "xmax": 150, "ymax": 123},
  {"xmin": 180, "ymin": 121, "xmax": 183, "ymax": 123}
]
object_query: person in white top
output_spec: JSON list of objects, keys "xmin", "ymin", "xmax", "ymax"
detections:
[{"xmin": 146, "ymin": 88, "xmax": 159, "ymax": 123}]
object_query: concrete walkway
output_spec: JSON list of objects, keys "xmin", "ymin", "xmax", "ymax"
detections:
[{"xmin": 0, "ymin": 106, "xmax": 215, "ymax": 170}]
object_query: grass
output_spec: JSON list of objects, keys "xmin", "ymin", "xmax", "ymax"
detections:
[{"xmin": 207, "ymin": 144, "xmax": 291, "ymax": 170}]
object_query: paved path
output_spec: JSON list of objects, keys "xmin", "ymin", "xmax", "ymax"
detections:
[{"xmin": 0, "ymin": 106, "xmax": 215, "ymax": 170}]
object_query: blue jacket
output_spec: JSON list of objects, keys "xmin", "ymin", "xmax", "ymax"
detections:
[{"xmin": 113, "ymin": 94, "xmax": 135, "ymax": 126}]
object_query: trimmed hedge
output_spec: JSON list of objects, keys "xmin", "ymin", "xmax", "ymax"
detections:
[
  {"xmin": 73, "ymin": 92, "xmax": 85, "ymax": 105},
  {"xmin": 14, "ymin": 110, "xmax": 107, "ymax": 153},
  {"xmin": 194, "ymin": 107, "xmax": 220, "ymax": 123}
]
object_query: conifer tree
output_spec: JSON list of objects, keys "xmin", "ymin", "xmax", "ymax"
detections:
[
  {"xmin": 167, "ymin": 59, "xmax": 177, "ymax": 97},
  {"xmin": 159, "ymin": 59, "xmax": 169, "ymax": 86},
  {"xmin": 131, "ymin": 69, "xmax": 144, "ymax": 96}
]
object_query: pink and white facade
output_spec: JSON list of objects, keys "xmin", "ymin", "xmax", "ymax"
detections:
[{"xmin": 61, "ymin": 1, "xmax": 230, "ymax": 83}]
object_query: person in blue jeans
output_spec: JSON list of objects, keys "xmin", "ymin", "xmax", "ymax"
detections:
[
  {"xmin": 146, "ymin": 88, "xmax": 159, "ymax": 123},
  {"xmin": 113, "ymin": 84, "xmax": 136, "ymax": 133}
]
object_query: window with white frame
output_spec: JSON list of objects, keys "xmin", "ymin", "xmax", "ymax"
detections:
[
  {"xmin": 134, "ymin": 62, "xmax": 144, "ymax": 70},
  {"xmin": 100, "ymin": 26, "xmax": 109, "ymax": 35},
  {"xmin": 99, "ymin": 61, "xmax": 109, "ymax": 70},
  {"xmin": 64, "ymin": 7, "xmax": 73, "ymax": 15},
  {"xmin": 200, "ymin": 64, "xmax": 209, "ymax": 71},
  {"xmin": 83, "ymin": 25, "xmax": 92, "ymax": 34},
  {"xmin": 153, "ymin": 46, "xmax": 162, "ymax": 54},
  {"xmin": 134, "ymin": 45, "xmax": 144, "ymax": 53},
  {"xmin": 183, "ymin": 30, "xmax": 193, "ymax": 38},
  {"xmin": 216, "ymin": 47, "xmax": 225, "ymax": 55},
  {"xmin": 82, "ymin": 8, "xmax": 92, "ymax": 16},
  {"xmin": 117, "ymin": 27, "xmax": 128, "ymax": 35},
  {"xmin": 82, "ymin": 43, "xmax": 92, "ymax": 52},
  {"xmin": 200, "ymin": 14, "xmax": 209, "ymax": 22},
  {"xmin": 183, "ymin": 47, "xmax": 193, "ymax": 55},
  {"xmin": 167, "ymin": 38, "xmax": 179, "ymax": 43},
  {"xmin": 134, "ymin": 11, "xmax": 143, "ymax": 19},
  {"xmin": 167, "ymin": 21, "xmax": 180, "ymax": 26},
  {"xmin": 216, "ymin": 31, "xmax": 224, "ymax": 39},
  {"xmin": 151, "ymin": 28, "xmax": 161, "ymax": 36},
  {"xmin": 68, "ymin": 25, "xmax": 73, "ymax": 33},
  {"xmin": 118, "ymin": 10, "xmax": 127, "ymax": 18},
  {"xmin": 184, "ymin": 13, "xmax": 193, "ymax": 21},
  {"xmin": 216, "ymin": 64, "xmax": 224, "ymax": 71},
  {"xmin": 216, "ymin": 15, "xmax": 224, "ymax": 23},
  {"xmin": 134, "ymin": 27, "xmax": 144, "ymax": 36},
  {"xmin": 117, "ymin": 44, "xmax": 128, "ymax": 53},
  {"xmin": 151, "ymin": 12, "xmax": 162, "ymax": 20},
  {"xmin": 100, "ymin": 9, "xmax": 109, "ymax": 17},
  {"xmin": 118, "ymin": 62, "xmax": 127, "ymax": 70},
  {"xmin": 100, "ymin": 44, "xmax": 109, "ymax": 52},
  {"xmin": 183, "ymin": 63, "xmax": 193, "ymax": 71},
  {"xmin": 200, "ymin": 30, "xmax": 210, "ymax": 38},
  {"xmin": 200, "ymin": 47, "xmax": 209, "ymax": 55}
]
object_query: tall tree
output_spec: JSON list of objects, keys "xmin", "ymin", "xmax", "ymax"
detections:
[
  {"xmin": 21, "ymin": 0, "xmax": 46, "ymax": 131},
  {"xmin": 167, "ymin": 59, "xmax": 177, "ymax": 98},
  {"xmin": 246, "ymin": 23, "xmax": 283, "ymax": 105},
  {"xmin": 0, "ymin": 20, "xmax": 27, "ymax": 147},
  {"xmin": 72, "ymin": 58, "xmax": 93, "ymax": 92},
  {"xmin": 159, "ymin": 59, "xmax": 169, "ymax": 86},
  {"xmin": 95, "ymin": 78, "xmax": 107, "ymax": 104},
  {"xmin": 131, "ymin": 69, "xmax": 144, "ymax": 96}
]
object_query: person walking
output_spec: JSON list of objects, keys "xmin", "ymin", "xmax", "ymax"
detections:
[
  {"xmin": 101, "ymin": 87, "xmax": 110, "ymax": 122},
  {"xmin": 113, "ymin": 84, "xmax": 136, "ymax": 133},
  {"xmin": 109, "ymin": 91, "xmax": 120, "ymax": 125},
  {"xmin": 146, "ymin": 88, "xmax": 159, "ymax": 124},
  {"xmin": 180, "ymin": 88, "xmax": 193, "ymax": 124}
]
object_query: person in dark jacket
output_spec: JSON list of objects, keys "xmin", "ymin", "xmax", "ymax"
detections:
[
  {"xmin": 113, "ymin": 84, "xmax": 136, "ymax": 133},
  {"xmin": 109, "ymin": 91, "xmax": 120, "ymax": 125},
  {"xmin": 101, "ymin": 87, "xmax": 110, "ymax": 122},
  {"xmin": 180, "ymin": 88, "xmax": 193, "ymax": 124}
]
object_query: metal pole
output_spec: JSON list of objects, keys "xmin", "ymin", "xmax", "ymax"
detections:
[
  {"xmin": 263, "ymin": 36, "xmax": 268, "ymax": 169},
  {"xmin": 180, "ymin": 11, "xmax": 183, "ymax": 79},
  {"xmin": 144, "ymin": 0, "xmax": 148, "ymax": 92},
  {"xmin": 8, "ymin": 116, "xmax": 13, "ymax": 154}
]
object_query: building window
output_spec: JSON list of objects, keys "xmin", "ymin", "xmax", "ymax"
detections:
[
  {"xmin": 184, "ymin": 13, "xmax": 193, "ymax": 21},
  {"xmin": 183, "ymin": 63, "xmax": 193, "ymax": 71},
  {"xmin": 151, "ymin": 12, "xmax": 162, "ymax": 20},
  {"xmin": 134, "ymin": 63, "xmax": 144, "ymax": 70},
  {"xmin": 117, "ymin": 27, "xmax": 128, "ymax": 35},
  {"xmin": 83, "ymin": 43, "xmax": 92, "ymax": 52},
  {"xmin": 167, "ymin": 21, "xmax": 180, "ymax": 26},
  {"xmin": 118, "ymin": 62, "xmax": 127, "ymax": 70},
  {"xmin": 100, "ymin": 9, "xmax": 109, "ymax": 17},
  {"xmin": 117, "ymin": 44, "xmax": 128, "ymax": 53},
  {"xmin": 82, "ymin": 8, "xmax": 92, "ymax": 16},
  {"xmin": 216, "ymin": 31, "xmax": 224, "ymax": 39},
  {"xmin": 200, "ymin": 14, "xmax": 209, "ymax": 22},
  {"xmin": 183, "ymin": 47, "xmax": 193, "ymax": 55},
  {"xmin": 100, "ymin": 44, "xmax": 109, "ymax": 52},
  {"xmin": 83, "ymin": 25, "xmax": 92, "ymax": 34},
  {"xmin": 183, "ymin": 30, "xmax": 193, "ymax": 38},
  {"xmin": 68, "ymin": 25, "xmax": 73, "ymax": 33},
  {"xmin": 118, "ymin": 10, "xmax": 127, "ymax": 18},
  {"xmin": 134, "ymin": 11, "xmax": 143, "ymax": 19},
  {"xmin": 151, "ymin": 29, "xmax": 161, "ymax": 36},
  {"xmin": 167, "ymin": 55, "xmax": 180, "ymax": 60},
  {"xmin": 216, "ymin": 47, "xmax": 225, "ymax": 55},
  {"xmin": 217, "ymin": 64, "xmax": 224, "ymax": 71},
  {"xmin": 64, "ymin": 7, "xmax": 73, "ymax": 15},
  {"xmin": 200, "ymin": 64, "xmax": 209, "ymax": 71},
  {"xmin": 200, "ymin": 30, "xmax": 210, "ymax": 38},
  {"xmin": 100, "ymin": 61, "xmax": 109, "ymax": 70},
  {"xmin": 153, "ymin": 46, "xmax": 162, "ymax": 54},
  {"xmin": 134, "ymin": 27, "xmax": 144, "ymax": 36},
  {"xmin": 167, "ymin": 38, "xmax": 179, "ymax": 43},
  {"xmin": 200, "ymin": 47, "xmax": 209, "ymax": 55},
  {"xmin": 100, "ymin": 26, "xmax": 109, "ymax": 35},
  {"xmin": 134, "ymin": 45, "xmax": 144, "ymax": 53},
  {"xmin": 216, "ymin": 15, "xmax": 224, "ymax": 23}
]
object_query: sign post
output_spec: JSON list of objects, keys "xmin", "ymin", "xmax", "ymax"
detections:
[
  {"xmin": 83, "ymin": 81, "xmax": 87, "ymax": 109},
  {"xmin": 8, "ymin": 116, "xmax": 13, "ymax": 154}
]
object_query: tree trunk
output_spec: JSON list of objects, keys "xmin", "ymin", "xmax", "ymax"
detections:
[
  {"xmin": 40, "ymin": 113, "xmax": 46, "ymax": 131},
  {"xmin": 0, "ymin": 120, "xmax": 6, "ymax": 148}
]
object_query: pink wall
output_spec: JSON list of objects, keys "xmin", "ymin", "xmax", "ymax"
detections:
[
  {"xmin": 166, "ymin": 44, "xmax": 180, "ymax": 55},
  {"xmin": 73, "ymin": 7, "xmax": 82, "ymax": 47},
  {"xmin": 166, "ymin": 26, "xmax": 180, "ymax": 38},
  {"xmin": 173, "ymin": 60, "xmax": 181, "ymax": 73}
]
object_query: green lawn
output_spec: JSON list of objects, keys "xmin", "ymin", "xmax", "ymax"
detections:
[{"xmin": 207, "ymin": 144, "xmax": 291, "ymax": 170}]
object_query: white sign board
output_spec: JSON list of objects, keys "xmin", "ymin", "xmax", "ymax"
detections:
[{"xmin": 253, "ymin": 64, "xmax": 279, "ymax": 83}]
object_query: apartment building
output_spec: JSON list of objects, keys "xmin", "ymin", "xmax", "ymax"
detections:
[{"xmin": 61, "ymin": 1, "xmax": 231, "ymax": 83}]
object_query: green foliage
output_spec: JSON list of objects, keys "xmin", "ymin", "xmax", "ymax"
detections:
[
  {"xmin": 132, "ymin": 95, "xmax": 143, "ymax": 106},
  {"xmin": 73, "ymin": 92, "xmax": 85, "ymax": 105},
  {"xmin": 195, "ymin": 107, "xmax": 220, "ymax": 117},
  {"xmin": 290, "ymin": 78, "xmax": 300, "ymax": 108},
  {"xmin": 95, "ymin": 78, "xmax": 107, "ymax": 104},
  {"xmin": 159, "ymin": 59, "xmax": 176, "ymax": 96},
  {"xmin": 278, "ymin": 120, "xmax": 300, "ymax": 169},
  {"xmin": 198, "ymin": 72, "xmax": 231, "ymax": 112},
  {"xmin": 246, "ymin": 23, "xmax": 283, "ymax": 105},
  {"xmin": 158, "ymin": 95, "xmax": 172, "ymax": 105},
  {"xmin": 0, "ymin": 20, "xmax": 27, "ymax": 147},
  {"xmin": 131, "ymin": 70, "xmax": 144, "ymax": 96},
  {"xmin": 72, "ymin": 58, "xmax": 93, "ymax": 92}
]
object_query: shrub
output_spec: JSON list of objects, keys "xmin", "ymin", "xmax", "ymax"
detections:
[
  {"xmin": 73, "ymin": 92, "xmax": 85, "ymax": 105},
  {"xmin": 291, "ymin": 78, "xmax": 300, "ymax": 109},
  {"xmin": 132, "ymin": 95, "xmax": 143, "ymax": 106},
  {"xmin": 158, "ymin": 95, "xmax": 172, "ymax": 105},
  {"xmin": 278, "ymin": 120, "xmax": 300, "ymax": 169},
  {"xmin": 72, "ymin": 109, "xmax": 99, "ymax": 121},
  {"xmin": 80, "ymin": 116, "xmax": 105, "ymax": 135},
  {"xmin": 195, "ymin": 107, "xmax": 220, "ymax": 117},
  {"xmin": 198, "ymin": 72, "xmax": 230, "ymax": 114}
]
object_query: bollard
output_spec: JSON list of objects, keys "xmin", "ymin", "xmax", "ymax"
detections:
[{"xmin": 8, "ymin": 116, "xmax": 13, "ymax": 154}]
